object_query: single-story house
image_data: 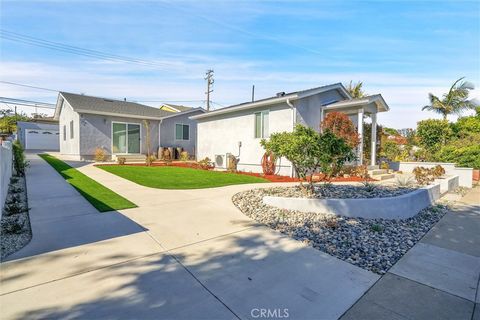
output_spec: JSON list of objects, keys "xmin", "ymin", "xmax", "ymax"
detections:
[
  {"xmin": 191, "ymin": 83, "xmax": 390, "ymax": 176},
  {"xmin": 159, "ymin": 103, "xmax": 193, "ymax": 113},
  {"xmin": 53, "ymin": 92, "xmax": 205, "ymax": 160},
  {"xmin": 16, "ymin": 119, "xmax": 60, "ymax": 151}
]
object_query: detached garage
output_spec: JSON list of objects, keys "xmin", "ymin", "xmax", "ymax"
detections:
[{"xmin": 17, "ymin": 120, "xmax": 60, "ymax": 151}]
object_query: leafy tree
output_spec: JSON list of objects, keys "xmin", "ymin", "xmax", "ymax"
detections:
[
  {"xmin": 383, "ymin": 127, "xmax": 398, "ymax": 136},
  {"xmin": 0, "ymin": 109, "xmax": 30, "ymax": 134},
  {"xmin": 321, "ymin": 111, "xmax": 359, "ymax": 148},
  {"xmin": 261, "ymin": 125, "xmax": 355, "ymax": 191},
  {"xmin": 416, "ymin": 119, "xmax": 452, "ymax": 152},
  {"xmin": 422, "ymin": 77, "xmax": 478, "ymax": 120},
  {"xmin": 451, "ymin": 114, "xmax": 480, "ymax": 138},
  {"xmin": 380, "ymin": 140, "xmax": 402, "ymax": 161},
  {"xmin": 345, "ymin": 81, "xmax": 366, "ymax": 98}
]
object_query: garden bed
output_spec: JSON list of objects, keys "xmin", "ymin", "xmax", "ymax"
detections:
[
  {"xmin": 233, "ymin": 187, "xmax": 448, "ymax": 275},
  {"xmin": 0, "ymin": 175, "xmax": 32, "ymax": 260}
]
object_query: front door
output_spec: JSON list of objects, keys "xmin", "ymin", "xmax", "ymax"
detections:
[{"xmin": 112, "ymin": 122, "xmax": 141, "ymax": 154}]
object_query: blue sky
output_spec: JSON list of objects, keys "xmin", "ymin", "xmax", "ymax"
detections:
[{"xmin": 0, "ymin": 0, "xmax": 479, "ymax": 128}]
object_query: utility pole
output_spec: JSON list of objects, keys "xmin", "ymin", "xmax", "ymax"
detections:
[{"xmin": 204, "ymin": 69, "xmax": 214, "ymax": 111}]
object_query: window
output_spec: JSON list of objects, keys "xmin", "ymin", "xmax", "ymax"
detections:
[
  {"xmin": 112, "ymin": 122, "xmax": 141, "ymax": 154},
  {"xmin": 70, "ymin": 120, "xmax": 74, "ymax": 139},
  {"xmin": 254, "ymin": 111, "xmax": 269, "ymax": 138},
  {"xmin": 175, "ymin": 124, "xmax": 189, "ymax": 140},
  {"xmin": 63, "ymin": 125, "xmax": 66, "ymax": 141}
]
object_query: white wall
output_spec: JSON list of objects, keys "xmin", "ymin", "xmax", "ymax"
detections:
[
  {"xmin": 59, "ymin": 99, "xmax": 80, "ymax": 157},
  {"xmin": 390, "ymin": 161, "xmax": 473, "ymax": 188},
  {"xmin": 0, "ymin": 141, "xmax": 13, "ymax": 218},
  {"xmin": 197, "ymin": 102, "xmax": 293, "ymax": 176}
]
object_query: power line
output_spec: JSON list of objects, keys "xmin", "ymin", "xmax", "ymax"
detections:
[
  {"xmin": 0, "ymin": 97, "xmax": 55, "ymax": 106},
  {"xmin": 0, "ymin": 29, "xmax": 178, "ymax": 70},
  {"xmin": 0, "ymin": 80, "xmax": 59, "ymax": 92}
]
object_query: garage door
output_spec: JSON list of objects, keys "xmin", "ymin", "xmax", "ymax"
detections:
[{"xmin": 25, "ymin": 129, "xmax": 60, "ymax": 150}]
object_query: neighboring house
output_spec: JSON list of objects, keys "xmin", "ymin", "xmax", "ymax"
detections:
[
  {"xmin": 191, "ymin": 83, "xmax": 390, "ymax": 176},
  {"xmin": 159, "ymin": 104, "xmax": 193, "ymax": 113},
  {"xmin": 53, "ymin": 92, "xmax": 205, "ymax": 160},
  {"xmin": 16, "ymin": 120, "xmax": 59, "ymax": 151}
]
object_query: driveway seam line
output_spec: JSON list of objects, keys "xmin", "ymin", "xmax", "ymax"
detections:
[{"xmin": 141, "ymin": 227, "xmax": 242, "ymax": 320}]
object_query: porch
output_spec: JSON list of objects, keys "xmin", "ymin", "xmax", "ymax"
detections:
[{"xmin": 321, "ymin": 94, "xmax": 390, "ymax": 166}]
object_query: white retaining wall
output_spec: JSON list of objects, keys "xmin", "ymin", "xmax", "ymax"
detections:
[
  {"xmin": 390, "ymin": 161, "xmax": 473, "ymax": 188},
  {"xmin": 0, "ymin": 141, "xmax": 13, "ymax": 218},
  {"xmin": 263, "ymin": 175, "xmax": 458, "ymax": 220}
]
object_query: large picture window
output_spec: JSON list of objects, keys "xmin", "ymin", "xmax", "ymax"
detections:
[
  {"xmin": 175, "ymin": 124, "xmax": 189, "ymax": 140},
  {"xmin": 254, "ymin": 111, "xmax": 269, "ymax": 138},
  {"xmin": 112, "ymin": 122, "xmax": 141, "ymax": 154}
]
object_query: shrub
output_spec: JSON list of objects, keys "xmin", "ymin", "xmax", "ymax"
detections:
[
  {"xmin": 412, "ymin": 165, "xmax": 445, "ymax": 185},
  {"xmin": 261, "ymin": 125, "xmax": 355, "ymax": 190},
  {"xmin": 117, "ymin": 157, "xmax": 126, "ymax": 165},
  {"xmin": 179, "ymin": 151, "xmax": 189, "ymax": 161},
  {"xmin": 321, "ymin": 111, "xmax": 360, "ymax": 148},
  {"xmin": 380, "ymin": 140, "xmax": 402, "ymax": 161},
  {"xmin": 146, "ymin": 154, "xmax": 156, "ymax": 166},
  {"xmin": 416, "ymin": 119, "xmax": 452, "ymax": 153},
  {"xmin": 12, "ymin": 140, "xmax": 28, "ymax": 176},
  {"xmin": 10, "ymin": 177, "xmax": 19, "ymax": 184},
  {"xmin": 10, "ymin": 186, "xmax": 23, "ymax": 194},
  {"xmin": 435, "ymin": 140, "xmax": 480, "ymax": 169},
  {"xmin": 198, "ymin": 157, "xmax": 213, "ymax": 170},
  {"xmin": 94, "ymin": 147, "xmax": 107, "ymax": 162},
  {"xmin": 395, "ymin": 175, "xmax": 415, "ymax": 187},
  {"xmin": 380, "ymin": 161, "xmax": 389, "ymax": 170},
  {"xmin": 370, "ymin": 224, "xmax": 383, "ymax": 232}
]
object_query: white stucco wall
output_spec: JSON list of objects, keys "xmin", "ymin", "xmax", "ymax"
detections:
[
  {"xmin": 295, "ymin": 89, "xmax": 345, "ymax": 131},
  {"xmin": 197, "ymin": 102, "xmax": 294, "ymax": 176},
  {"xmin": 59, "ymin": 99, "xmax": 80, "ymax": 157}
]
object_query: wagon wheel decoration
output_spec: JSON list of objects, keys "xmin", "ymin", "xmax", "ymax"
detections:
[{"xmin": 261, "ymin": 152, "xmax": 276, "ymax": 175}]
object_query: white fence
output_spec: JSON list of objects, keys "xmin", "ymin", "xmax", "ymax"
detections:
[
  {"xmin": 0, "ymin": 141, "xmax": 13, "ymax": 218},
  {"xmin": 389, "ymin": 161, "xmax": 473, "ymax": 188}
]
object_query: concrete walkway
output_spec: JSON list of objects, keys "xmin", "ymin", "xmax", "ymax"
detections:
[
  {"xmin": 0, "ymin": 154, "xmax": 378, "ymax": 319},
  {"xmin": 342, "ymin": 186, "xmax": 480, "ymax": 320}
]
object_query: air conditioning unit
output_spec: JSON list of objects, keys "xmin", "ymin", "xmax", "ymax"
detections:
[{"xmin": 215, "ymin": 154, "xmax": 225, "ymax": 167}]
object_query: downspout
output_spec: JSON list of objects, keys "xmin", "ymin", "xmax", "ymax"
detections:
[{"xmin": 286, "ymin": 98, "xmax": 296, "ymax": 177}]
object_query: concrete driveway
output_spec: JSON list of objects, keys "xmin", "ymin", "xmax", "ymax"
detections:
[{"xmin": 0, "ymin": 154, "xmax": 378, "ymax": 319}]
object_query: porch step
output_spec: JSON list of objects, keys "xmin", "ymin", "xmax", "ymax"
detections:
[
  {"xmin": 115, "ymin": 154, "xmax": 146, "ymax": 162},
  {"xmin": 367, "ymin": 165, "xmax": 379, "ymax": 170},
  {"xmin": 368, "ymin": 169, "xmax": 388, "ymax": 176}
]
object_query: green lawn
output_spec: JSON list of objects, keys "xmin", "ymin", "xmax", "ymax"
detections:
[
  {"xmin": 39, "ymin": 154, "xmax": 137, "ymax": 212},
  {"xmin": 98, "ymin": 165, "xmax": 270, "ymax": 189}
]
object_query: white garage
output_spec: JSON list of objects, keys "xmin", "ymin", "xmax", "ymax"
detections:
[
  {"xmin": 17, "ymin": 120, "xmax": 60, "ymax": 151},
  {"xmin": 25, "ymin": 129, "xmax": 60, "ymax": 150}
]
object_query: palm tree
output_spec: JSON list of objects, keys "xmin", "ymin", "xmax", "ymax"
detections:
[
  {"xmin": 345, "ymin": 81, "xmax": 366, "ymax": 99},
  {"xmin": 422, "ymin": 77, "xmax": 478, "ymax": 120}
]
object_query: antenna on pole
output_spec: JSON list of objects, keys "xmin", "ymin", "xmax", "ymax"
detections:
[
  {"xmin": 204, "ymin": 69, "xmax": 214, "ymax": 111},
  {"xmin": 251, "ymin": 85, "xmax": 255, "ymax": 102}
]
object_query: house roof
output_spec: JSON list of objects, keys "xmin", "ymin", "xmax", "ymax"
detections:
[
  {"xmin": 191, "ymin": 83, "xmax": 352, "ymax": 120},
  {"xmin": 160, "ymin": 104, "xmax": 193, "ymax": 113},
  {"xmin": 55, "ymin": 92, "xmax": 173, "ymax": 120},
  {"xmin": 323, "ymin": 94, "xmax": 390, "ymax": 113},
  {"xmin": 16, "ymin": 121, "xmax": 59, "ymax": 130}
]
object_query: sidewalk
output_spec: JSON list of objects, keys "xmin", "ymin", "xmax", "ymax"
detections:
[{"xmin": 342, "ymin": 186, "xmax": 480, "ymax": 320}]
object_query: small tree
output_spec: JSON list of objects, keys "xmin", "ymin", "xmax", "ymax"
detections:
[
  {"xmin": 143, "ymin": 120, "xmax": 152, "ymax": 166},
  {"xmin": 261, "ymin": 124, "xmax": 354, "ymax": 191},
  {"xmin": 417, "ymin": 119, "xmax": 452, "ymax": 152},
  {"xmin": 321, "ymin": 111, "xmax": 360, "ymax": 148}
]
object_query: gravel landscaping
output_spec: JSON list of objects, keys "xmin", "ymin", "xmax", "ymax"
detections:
[
  {"xmin": 233, "ymin": 186, "xmax": 448, "ymax": 275},
  {"xmin": 263, "ymin": 184, "xmax": 418, "ymax": 199},
  {"xmin": 0, "ymin": 175, "xmax": 32, "ymax": 261}
]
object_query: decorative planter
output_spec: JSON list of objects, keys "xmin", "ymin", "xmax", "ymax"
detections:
[{"xmin": 473, "ymin": 169, "xmax": 480, "ymax": 181}]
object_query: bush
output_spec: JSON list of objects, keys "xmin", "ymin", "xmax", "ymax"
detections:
[
  {"xmin": 179, "ymin": 151, "xmax": 189, "ymax": 161},
  {"xmin": 198, "ymin": 157, "xmax": 213, "ymax": 170},
  {"xmin": 380, "ymin": 140, "xmax": 402, "ymax": 161},
  {"xmin": 413, "ymin": 165, "xmax": 445, "ymax": 185},
  {"xmin": 12, "ymin": 140, "xmax": 28, "ymax": 176},
  {"xmin": 436, "ymin": 143, "xmax": 480, "ymax": 169},
  {"xmin": 94, "ymin": 147, "xmax": 107, "ymax": 162},
  {"xmin": 261, "ymin": 124, "xmax": 355, "ymax": 190},
  {"xmin": 117, "ymin": 157, "xmax": 126, "ymax": 165},
  {"xmin": 321, "ymin": 111, "xmax": 360, "ymax": 148},
  {"xmin": 416, "ymin": 119, "xmax": 452, "ymax": 153}
]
